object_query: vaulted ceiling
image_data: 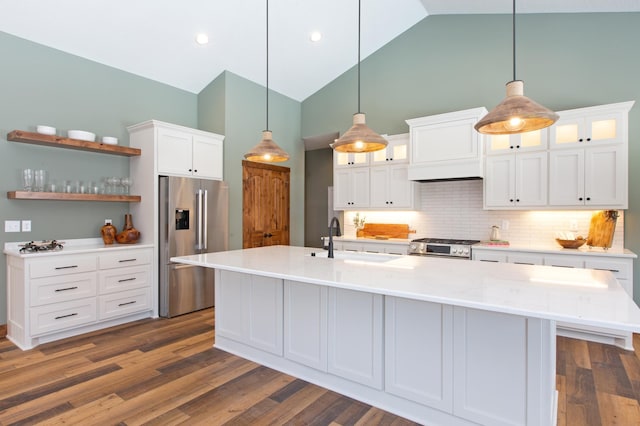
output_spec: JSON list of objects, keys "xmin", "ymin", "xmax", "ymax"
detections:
[{"xmin": 2, "ymin": 0, "xmax": 639, "ymax": 101}]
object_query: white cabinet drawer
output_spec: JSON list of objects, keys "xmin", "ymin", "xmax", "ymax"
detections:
[
  {"xmin": 29, "ymin": 254, "xmax": 97, "ymax": 279},
  {"xmin": 543, "ymin": 255, "xmax": 584, "ymax": 268},
  {"xmin": 99, "ymin": 249, "xmax": 152, "ymax": 270},
  {"xmin": 30, "ymin": 272, "xmax": 97, "ymax": 307},
  {"xmin": 584, "ymin": 259, "xmax": 631, "ymax": 281},
  {"xmin": 99, "ymin": 265, "xmax": 151, "ymax": 294},
  {"xmin": 98, "ymin": 287, "xmax": 152, "ymax": 320},
  {"xmin": 30, "ymin": 298, "xmax": 97, "ymax": 336}
]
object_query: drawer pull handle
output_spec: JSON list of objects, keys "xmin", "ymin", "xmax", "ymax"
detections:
[
  {"xmin": 551, "ymin": 265, "xmax": 574, "ymax": 268},
  {"xmin": 55, "ymin": 265, "xmax": 78, "ymax": 270},
  {"xmin": 118, "ymin": 258, "xmax": 137, "ymax": 263},
  {"xmin": 514, "ymin": 262, "xmax": 534, "ymax": 265},
  {"xmin": 118, "ymin": 301, "xmax": 136, "ymax": 307},
  {"xmin": 480, "ymin": 260, "xmax": 499, "ymax": 262},
  {"xmin": 55, "ymin": 313, "xmax": 78, "ymax": 320},
  {"xmin": 55, "ymin": 286, "xmax": 79, "ymax": 292},
  {"xmin": 118, "ymin": 278, "xmax": 137, "ymax": 283},
  {"xmin": 594, "ymin": 268, "xmax": 620, "ymax": 273}
]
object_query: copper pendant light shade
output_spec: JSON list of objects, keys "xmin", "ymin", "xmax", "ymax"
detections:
[
  {"xmin": 244, "ymin": 0, "xmax": 289, "ymax": 163},
  {"xmin": 331, "ymin": 113, "xmax": 388, "ymax": 153},
  {"xmin": 475, "ymin": 80, "xmax": 559, "ymax": 134},
  {"xmin": 331, "ymin": 0, "xmax": 387, "ymax": 153},
  {"xmin": 244, "ymin": 130, "xmax": 289, "ymax": 162},
  {"xmin": 475, "ymin": 0, "xmax": 558, "ymax": 135}
]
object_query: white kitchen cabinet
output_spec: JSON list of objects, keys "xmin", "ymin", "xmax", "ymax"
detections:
[
  {"xmin": 215, "ymin": 270, "xmax": 283, "ymax": 356},
  {"xmin": 328, "ymin": 287, "xmax": 383, "ymax": 389},
  {"xmin": 485, "ymin": 128, "xmax": 548, "ymax": 155},
  {"xmin": 549, "ymin": 102, "xmax": 632, "ymax": 149},
  {"xmin": 385, "ymin": 296, "xmax": 453, "ymax": 411},
  {"xmin": 484, "ymin": 151, "xmax": 547, "ymax": 209},
  {"xmin": 157, "ymin": 126, "xmax": 223, "ymax": 180},
  {"xmin": 333, "ymin": 168, "xmax": 370, "ymax": 209},
  {"xmin": 452, "ymin": 307, "xmax": 554, "ymax": 426},
  {"xmin": 334, "ymin": 151, "xmax": 369, "ymax": 168},
  {"xmin": 371, "ymin": 133, "xmax": 409, "ymax": 165},
  {"xmin": 472, "ymin": 246, "xmax": 635, "ymax": 349},
  {"xmin": 284, "ymin": 281, "xmax": 328, "ymax": 371},
  {"xmin": 369, "ymin": 164, "xmax": 419, "ymax": 209},
  {"xmin": 6, "ymin": 245, "xmax": 153, "ymax": 350},
  {"xmin": 548, "ymin": 145, "xmax": 626, "ymax": 208},
  {"xmin": 406, "ymin": 107, "xmax": 487, "ymax": 181}
]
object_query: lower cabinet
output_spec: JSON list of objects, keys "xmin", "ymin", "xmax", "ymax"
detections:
[
  {"xmin": 327, "ymin": 287, "xmax": 383, "ymax": 389},
  {"xmin": 215, "ymin": 272, "xmax": 555, "ymax": 424},
  {"xmin": 216, "ymin": 270, "xmax": 283, "ymax": 355},
  {"xmin": 6, "ymin": 246, "xmax": 154, "ymax": 350},
  {"xmin": 333, "ymin": 240, "xmax": 408, "ymax": 255}
]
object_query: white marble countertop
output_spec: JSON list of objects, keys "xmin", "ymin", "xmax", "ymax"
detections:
[
  {"xmin": 473, "ymin": 243, "xmax": 637, "ymax": 258},
  {"xmin": 172, "ymin": 245, "xmax": 640, "ymax": 333},
  {"xmin": 4, "ymin": 238, "xmax": 154, "ymax": 258}
]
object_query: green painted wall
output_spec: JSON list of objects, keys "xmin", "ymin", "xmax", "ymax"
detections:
[
  {"xmin": 0, "ymin": 31, "xmax": 198, "ymax": 324},
  {"xmin": 198, "ymin": 71, "xmax": 304, "ymax": 249},
  {"xmin": 305, "ymin": 148, "xmax": 333, "ymax": 248},
  {"xmin": 302, "ymin": 12, "xmax": 640, "ymax": 301}
]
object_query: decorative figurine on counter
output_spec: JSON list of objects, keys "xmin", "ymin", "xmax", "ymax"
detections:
[
  {"xmin": 116, "ymin": 214, "xmax": 141, "ymax": 244},
  {"xmin": 100, "ymin": 219, "xmax": 117, "ymax": 245},
  {"xmin": 353, "ymin": 212, "xmax": 366, "ymax": 237}
]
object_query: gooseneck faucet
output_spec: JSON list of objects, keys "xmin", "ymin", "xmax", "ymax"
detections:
[{"xmin": 328, "ymin": 216, "xmax": 342, "ymax": 258}]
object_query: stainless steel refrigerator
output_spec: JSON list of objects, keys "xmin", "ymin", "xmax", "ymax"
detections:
[{"xmin": 159, "ymin": 176, "xmax": 228, "ymax": 318}]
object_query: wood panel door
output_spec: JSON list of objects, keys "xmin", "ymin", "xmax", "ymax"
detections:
[{"xmin": 243, "ymin": 160, "xmax": 290, "ymax": 248}]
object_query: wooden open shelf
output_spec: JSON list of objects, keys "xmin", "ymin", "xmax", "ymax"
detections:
[
  {"xmin": 7, "ymin": 130, "xmax": 141, "ymax": 157},
  {"xmin": 7, "ymin": 191, "xmax": 141, "ymax": 202}
]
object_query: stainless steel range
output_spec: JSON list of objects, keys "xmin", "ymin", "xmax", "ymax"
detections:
[{"xmin": 408, "ymin": 238, "xmax": 480, "ymax": 259}]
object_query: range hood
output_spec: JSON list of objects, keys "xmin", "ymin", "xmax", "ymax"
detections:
[{"xmin": 406, "ymin": 107, "xmax": 487, "ymax": 182}]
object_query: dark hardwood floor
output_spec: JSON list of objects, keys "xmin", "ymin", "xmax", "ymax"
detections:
[{"xmin": 0, "ymin": 309, "xmax": 639, "ymax": 425}]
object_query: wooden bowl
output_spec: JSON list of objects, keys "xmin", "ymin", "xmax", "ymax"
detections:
[{"xmin": 555, "ymin": 238, "xmax": 586, "ymax": 249}]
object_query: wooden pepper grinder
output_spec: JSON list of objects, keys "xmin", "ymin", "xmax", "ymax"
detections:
[
  {"xmin": 116, "ymin": 213, "xmax": 141, "ymax": 244},
  {"xmin": 100, "ymin": 219, "xmax": 117, "ymax": 245}
]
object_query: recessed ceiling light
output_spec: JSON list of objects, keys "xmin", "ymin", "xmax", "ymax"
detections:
[
  {"xmin": 310, "ymin": 31, "xmax": 322, "ymax": 42},
  {"xmin": 195, "ymin": 33, "xmax": 209, "ymax": 45}
]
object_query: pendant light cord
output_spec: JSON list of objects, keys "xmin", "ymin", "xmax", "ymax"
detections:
[
  {"xmin": 266, "ymin": 0, "xmax": 270, "ymax": 130},
  {"xmin": 512, "ymin": 0, "xmax": 516, "ymax": 81},
  {"xmin": 357, "ymin": 0, "xmax": 361, "ymax": 113}
]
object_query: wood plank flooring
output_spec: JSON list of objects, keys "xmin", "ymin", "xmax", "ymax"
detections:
[{"xmin": 0, "ymin": 309, "xmax": 639, "ymax": 425}]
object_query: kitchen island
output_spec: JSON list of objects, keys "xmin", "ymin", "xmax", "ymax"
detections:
[{"xmin": 171, "ymin": 245, "xmax": 640, "ymax": 426}]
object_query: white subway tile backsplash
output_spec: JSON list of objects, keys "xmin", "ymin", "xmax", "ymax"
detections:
[{"xmin": 345, "ymin": 180, "xmax": 625, "ymax": 249}]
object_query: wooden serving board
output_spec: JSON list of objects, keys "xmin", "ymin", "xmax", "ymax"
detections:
[
  {"xmin": 358, "ymin": 223, "xmax": 413, "ymax": 239},
  {"xmin": 586, "ymin": 210, "xmax": 618, "ymax": 248}
]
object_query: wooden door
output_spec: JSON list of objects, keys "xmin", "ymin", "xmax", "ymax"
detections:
[{"xmin": 243, "ymin": 160, "xmax": 290, "ymax": 248}]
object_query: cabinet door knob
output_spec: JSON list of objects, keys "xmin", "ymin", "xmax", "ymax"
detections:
[
  {"xmin": 579, "ymin": 197, "xmax": 583, "ymax": 201},
  {"xmin": 586, "ymin": 138, "xmax": 591, "ymax": 142},
  {"xmin": 516, "ymin": 145, "xmax": 520, "ymax": 149},
  {"xmin": 516, "ymin": 199, "xmax": 520, "ymax": 202},
  {"xmin": 578, "ymin": 138, "xmax": 583, "ymax": 142},
  {"xmin": 586, "ymin": 197, "xmax": 591, "ymax": 201},
  {"xmin": 510, "ymin": 199, "xmax": 514, "ymax": 202}
]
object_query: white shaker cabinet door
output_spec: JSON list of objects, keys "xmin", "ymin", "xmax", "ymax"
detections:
[
  {"xmin": 157, "ymin": 128, "xmax": 194, "ymax": 176},
  {"xmin": 192, "ymin": 135, "xmax": 223, "ymax": 180},
  {"xmin": 284, "ymin": 281, "xmax": 328, "ymax": 371},
  {"xmin": 385, "ymin": 296, "xmax": 453, "ymax": 412},
  {"xmin": 327, "ymin": 287, "xmax": 383, "ymax": 389}
]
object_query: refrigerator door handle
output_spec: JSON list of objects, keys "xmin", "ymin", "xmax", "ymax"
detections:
[
  {"xmin": 203, "ymin": 189, "xmax": 209, "ymax": 251},
  {"xmin": 196, "ymin": 188, "xmax": 204, "ymax": 250}
]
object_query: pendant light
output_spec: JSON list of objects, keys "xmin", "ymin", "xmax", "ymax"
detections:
[
  {"xmin": 244, "ymin": 0, "xmax": 289, "ymax": 162},
  {"xmin": 331, "ymin": 0, "xmax": 387, "ymax": 153},
  {"xmin": 474, "ymin": 0, "xmax": 558, "ymax": 135}
]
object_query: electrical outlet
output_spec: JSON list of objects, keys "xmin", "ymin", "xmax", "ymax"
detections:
[
  {"xmin": 4, "ymin": 220, "xmax": 21, "ymax": 233},
  {"xmin": 22, "ymin": 220, "xmax": 31, "ymax": 232},
  {"xmin": 501, "ymin": 219, "xmax": 510, "ymax": 231}
]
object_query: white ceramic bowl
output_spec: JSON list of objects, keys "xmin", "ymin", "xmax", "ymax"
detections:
[
  {"xmin": 101, "ymin": 136, "xmax": 118, "ymax": 145},
  {"xmin": 68, "ymin": 130, "xmax": 96, "ymax": 142},
  {"xmin": 36, "ymin": 125, "xmax": 56, "ymax": 135}
]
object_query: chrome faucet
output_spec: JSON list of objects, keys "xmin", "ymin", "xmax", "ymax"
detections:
[{"xmin": 328, "ymin": 216, "xmax": 342, "ymax": 258}]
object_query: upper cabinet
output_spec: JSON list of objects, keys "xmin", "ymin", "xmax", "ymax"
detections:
[
  {"xmin": 157, "ymin": 126, "xmax": 223, "ymax": 180},
  {"xmin": 406, "ymin": 107, "xmax": 487, "ymax": 181},
  {"xmin": 485, "ymin": 129, "xmax": 548, "ymax": 155},
  {"xmin": 549, "ymin": 102, "xmax": 630, "ymax": 149},
  {"xmin": 334, "ymin": 151, "xmax": 369, "ymax": 168},
  {"xmin": 370, "ymin": 133, "xmax": 409, "ymax": 165}
]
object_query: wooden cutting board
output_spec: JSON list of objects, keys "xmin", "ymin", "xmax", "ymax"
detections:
[
  {"xmin": 586, "ymin": 210, "xmax": 618, "ymax": 248},
  {"xmin": 358, "ymin": 223, "xmax": 413, "ymax": 239}
]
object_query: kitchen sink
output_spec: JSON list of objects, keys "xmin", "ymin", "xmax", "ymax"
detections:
[{"xmin": 307, "ymin": 250, "xmax": 398, "ymax": 263}]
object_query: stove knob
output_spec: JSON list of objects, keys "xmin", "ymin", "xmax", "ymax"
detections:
[
  {"xmin": 410, "ymin": 243, "xmax": 417, "ymax": 251},
  {"xmin": 451, "ymin": 248, "xmax": 458, "ymax": 254},
  {"xmin": 463, "ymin": 248, "xmax": 469, "ymax": 255}
]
